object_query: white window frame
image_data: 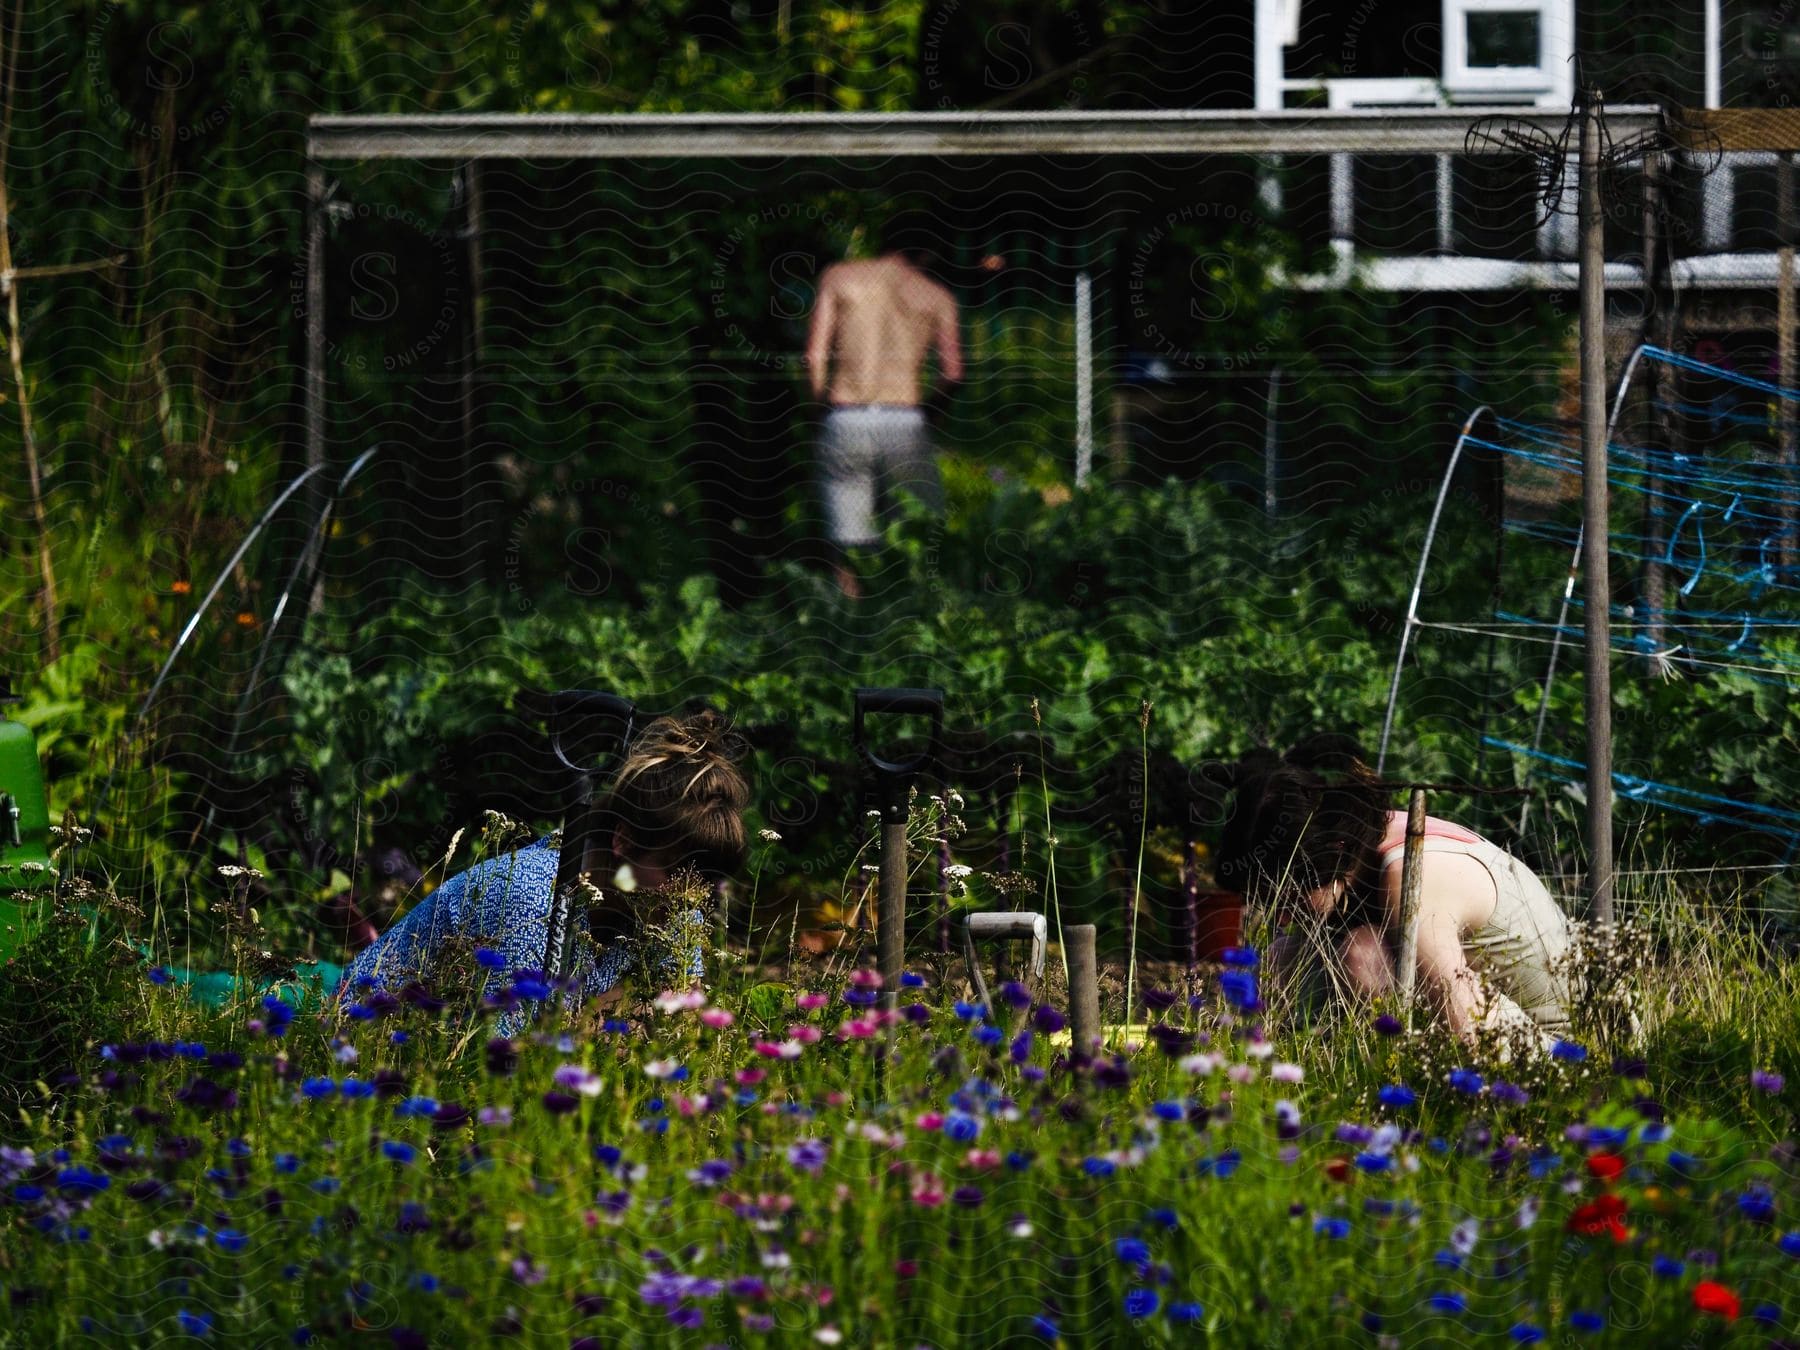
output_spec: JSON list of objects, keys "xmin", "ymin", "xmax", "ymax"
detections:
[{"xmin": 1442, "ymin": 0, "xmax": 1573, "ymax": 106}]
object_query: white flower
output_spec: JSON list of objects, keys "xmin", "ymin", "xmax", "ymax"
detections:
[
  {"xmin": 761, "ymin": 1246, "xmax": 791, "ymax": 1269},
  {"xmin": 333, "ymin": 1043, "xmax": 359, "ymax": 1065},
  {"xmin": 815, "ymin": 1328, "xmax": 842, "ymax": 1346},
  {"xmin": 1009, "ymin": 1216, "xmax": 1033, "ymax": 1238},
  {"xmin": 216, "ymin": 864, "xmax": 263, "ymax": 879},
  {"xmin": 866, "ymin": 809, "xmax": 881, "ymax": 820},
  {"xmin": 643, "ymin": 1058, "xmax": 681, "ymax": 1080},
  {"xmin": 654, "ymin": 988, "xmax": 706, "ymax": 1014},
  {"xmin": 1450, "ymin": 1218, "xmax": 1479, "ymax": 1257},
  {"xmin": 612, "ymin": 863, "xmax": 637, "ymax": 892},
  {"xmin": 223, "ymin": 457, "xmax": 240, "ymax": 475},
  {"xmin": 1271, "ymin": 1061, "xmax": 1304, "ymax": 1083},
  {"xmin": 1368, "ymin": 1124, "xmax": 1402, "ymax": 1156},
  {"xmin": 948, "ymin": 790, "xmax": 965, "ymax": 809},
  {"xmin": 1244, "ymin": 1038, "xmax": 1275, "ymax": 1060},
  {"xmin": 944, "ymin": 863, "xmax": 973, "ymax": 880},
  {"xmin": 776, "ymin": 1039, "xmax": 804, "ymax": 1060},
  {"xmin": 758, "ymin": 829, "xmax": 783, "ymax": 843},
  {"xmin": 1227, "ymin": 1063, "xmax": 1257, "ymax": 1083},
  {"xmin": 1516, "ymin": 1195, "xmax": 1541, "ymax": 1229},
  {"xmin": 1179, "ymin": 1052, "xmax": 1221, "ymax": 1076}
]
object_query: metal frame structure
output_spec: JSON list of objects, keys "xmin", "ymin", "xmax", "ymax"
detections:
[{"xmin": 302, "ymin": 106, "xmax": 1665, "ymax": 490}]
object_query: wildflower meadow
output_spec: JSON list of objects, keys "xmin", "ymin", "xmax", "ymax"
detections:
[{"xmin": 2, "ymin": 851, "xmax": 1797, "ymax": 1348}]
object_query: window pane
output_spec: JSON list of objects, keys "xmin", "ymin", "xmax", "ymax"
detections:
[{"xmin": 1466, "ymin": 11, "xmax": 1541, "ymax": 68}]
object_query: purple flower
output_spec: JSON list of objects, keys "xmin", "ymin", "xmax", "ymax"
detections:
[
  {"xmin": 1752, "ymin": 1069, "xmax": 1785, "ymax": 1095},
  {"xmin": 1378, "ymin": 1084, "xmax": 1417, "ymax": 1109},
  {"xmin": 787, "ymin": 1139, "xmax": 828, "ymax": 1175},
  {"xmin": 1031, "ymin": 1005, "xmax": 1067, "ymax": 1034},
  {"xmin": 999, "ymin": 981, "xmax": 1033, "ymax": 1009},
  {"xmin": 1373, "ymin": 1013, "xmax": 1403, "ymax": 1036}
]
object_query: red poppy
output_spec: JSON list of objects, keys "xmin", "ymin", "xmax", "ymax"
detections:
[
  {"xmin": 1324, "ymin": 1156, "xmax": 1351, "ymax": 1183},
  {"xmin": 1692, "ymin": 1281, "xmax": 1740, "ymax": 1321},
  {"xmin": 1585, "ymin": 1152, "xmax": 1626, "ymax": 1182},
  {"xmin": 1566, "ymin": 1193, "xmax": 1629, "ymax": 1242}
]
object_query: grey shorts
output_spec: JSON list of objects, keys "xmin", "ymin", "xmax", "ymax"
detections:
[{"xmin": 817, "ymin": 405, "xmax": 943, "ymax": 547}]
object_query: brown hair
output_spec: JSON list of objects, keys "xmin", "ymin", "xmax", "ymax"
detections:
[
  {"xmin": 603, "ymin": 708, "xmax": 750, "ymax": 878},
  {"xmin": 1208, "ymin": 734, "xmax": 1389, "ymax": 924}
]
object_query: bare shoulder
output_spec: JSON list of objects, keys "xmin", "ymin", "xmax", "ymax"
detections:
[{"xmin": 1382, "ymin": 849, "xmax": 1499, "ymax": 933}]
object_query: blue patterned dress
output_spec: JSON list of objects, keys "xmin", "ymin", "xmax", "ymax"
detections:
[{"xmin": 335, "ymin": 836, "xmax": 705, "ymax": 1031}]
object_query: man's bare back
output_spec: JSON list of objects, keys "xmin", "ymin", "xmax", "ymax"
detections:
[{"xmin": 805, "ymin": 255, "xmax": 962, "ymax": 407}]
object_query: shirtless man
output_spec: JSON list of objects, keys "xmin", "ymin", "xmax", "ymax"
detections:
[{"xmin": 804, "ymin": 240, "xmax": 963, "ymax": 597}]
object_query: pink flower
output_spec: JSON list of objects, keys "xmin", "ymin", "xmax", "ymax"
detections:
[
  {"xmin": 965, "ymin": 1148, "xmax": 1003, "ymax": 1171},
  {"xmin": 916, "ymin": 1111, "xmax": 945, "ymax": 1131},
  {"xmin": 1271, "ymin": 1062, "xmax": 1304, "ymax": 1084},
  {"xmin": 735, "ymin": 1067, "xmax": 766, "ymax": 1086},
  {"xmin": 787, "ymin": 1024, "xmax": 823, "ymax": 1044},
  {"xmin": 796, "ymin": 992, "xmax": 829, "ymax": 1012},
  {"xmin": 836, "ymin": 1018, "xmax": 880, "ymax": 1040},
  {"xmin": 848, "ymin": 968, "xmax": 884, "ymax": 989},
  {"xmin": 700, "ymin": 1007, "xmax": 735, "ymax": 1029},
  {"xmin": 910, "ymin": 1171, "xmax": 946, "ymax": 1207}
]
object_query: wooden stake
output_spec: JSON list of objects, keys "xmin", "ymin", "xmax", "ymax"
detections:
[
  {"xmin": 1067, "ymin": 923, "xmax": 1100, "ymax": 1056},
  {"xmin": 1395, "ymin": 787, "xmax": 1427, "ymax": 1016}
]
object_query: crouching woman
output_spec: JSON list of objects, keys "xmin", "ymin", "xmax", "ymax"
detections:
[
  {"xmin": 336, "ymin": 710, "xmax": 750, "ymax": 1021},
  {"xmin": 1209, "ymin": 735, "xmax": 1576, "ymax": 1049}
]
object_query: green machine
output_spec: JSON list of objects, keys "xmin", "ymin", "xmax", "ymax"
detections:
[{"xmin": 0, "ymin": 675, "xmax": 54, "ymax": 957}]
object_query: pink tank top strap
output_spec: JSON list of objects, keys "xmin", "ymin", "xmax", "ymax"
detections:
[{"xmin": 1378, "ymin": 810, "xmax": 1483, "ymax": 858}]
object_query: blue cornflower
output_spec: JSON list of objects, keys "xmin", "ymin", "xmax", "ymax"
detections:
[
  {"xmin": 1448, "ymin": 1068, "xmax": 1484, "ymax": 1094},
  {"xmin": 394, "ymin": 1096, "xmax": 439, "ymax": 1119},
  {"xmin": 1010, "ymin": 1031, "xmax": 1033, "ymax": 1064},
  {"xmin": 214, "ymin": 1229, "xmax": 248, "ymax": 1253},
  {"xmin": 900, "ymin": 971, "xmax": 926, "ymax": 988},
  {"xmin": 1779, "ymin": 1231, "xmax": 1800, "ymax": 1258},
  {"xmin": 1314, "ymin": 1217, "xmax": 1351, "ymax": 1239},
  {"xmin": 1550, "ymin": 1039, "xmax": 1588, "ymax": 1062},
  {"xmin": 309, "ymin": 1177, "xmax": 340, "ymax": 1195},
  {"xmin": 1220, "ymin": 946, "xmax": 1259, "ymax": 968},
  {"xmin": 55, "ymin": 1167, "xmax": 110, "ymax": 1196},
  {"xmin": 474, "ymin": 947, "xmax": 506, "ymax": 969},
  {"xmin": 1114, "ymin": 1236, "xmax": 1151, "ymax": 1265},
  {"xmin": 1029, "ymin": 1314, "xmax": 1059, "ymax": 1339},
  {"xmin": 1754, "ymin": 1304, "xmax": 1783, "ymax": 1324},
  {"xmin": 973, "ymin": 1024, "xmax": 1004, "ymax": 1047},
  {"xmin": 1586, "ymin": 1126, "xmax": 1630, "ymax": 1149},
  {"xmin": 1378, "ymin": 1084, "xmax": 1417, "ymax": 1109},
  {"xmin": 1152, "ymin": 1100, "xmax": 1186, "ymax": 1122},
  {"xmin": 176, "ymin": 1309, "xmax": 213, "ymax": 1336},
  {"xmin": 1218, "ymin": 969, "xmax": 1259, "ymax": 1012},
  {"xmin": 1146, "ymin": 1207, "xmax": 1179, "ymax": 1230},
  {"xmin": 301, "ymin": 1077, "xmax": 336, "ymax": 1099},
  {"xmin": 1510, "ymin": 1323, "xmax": 1545, "ymax": 1344},
  {"xmin": 1667, "ymin": 1150, "xmax": 1701, "ymax": 1174},
  {"xmin": 1638, "ymin": 1121, "xmax": 1670, "ymax": 1144},
  {"xmin": 1123, "ymin": 1288, "xmax": 1159, "ymax": 1318},
  {"xmin": 1428, "ymin": 1292, "xmax": 1467, "ymax": 1315},
  {"xmin": 1354, "ymin": 1152, "xmax": 1392, "ymax": 1174},
  {"xmin": 339, "ymin": 1078, "xmax": 373, "ymax": 1099},
  {"xmin": 1005, "ymin": 1151, "xmax": 1034, "ymax": 1171},
  {"xmin": 382, "ymin": 1141, "xmax": 417, "ymax": 1165},
  {"xmin": 944, "ymin": 1111, "xmax": 982, "ymax": 1142},
  {"xmin": 390, "ymin": 1030, "xmax": 409, "ymax": 1046},
  {"xmin": 843, "ymin": 987, "xmax": 878, "ymax": 1008},
  {"xmin": 1167, "ymin": 1301, "xmax": 1204, "ymax": 1323},
  {"xmin": 1652, "ymin": 1255, "xmax": 1685, "ymax": 1279},
  {"xmin": 1082, "ymin": 1156, "xmax": 1116, "ymax": 1178},
  {"xmin": 1215, "ymin": 1149, "xmax": 1242, "ymax": 1179},
  {"xmin": 952, "ymin": 1000, "xmax": 980, "ymax": 1020},
  {"xmin": 1738, "ymin": 1189, "xmax": 1776, "ymax": 1223},
  {"xmin": 1434, "ymin": 1250, "xmax": 1463, "ymax": 1270},
  {"xmin": 147, "ymin": 966, "xmax": 172, "ymax": 985},
  {"xmin": 411, "ymin": 1274, "xmax": 440, "ymax": 1293},
  {"xmin": 1569, "ymin": 1310, "xmax": 1605, "ymax": 1333}
]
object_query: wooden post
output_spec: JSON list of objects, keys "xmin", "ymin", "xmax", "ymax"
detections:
[
  {"xmin": 305, "ymin": 161, "xmax": 328, "ymax": 615},
  {"xmin": 879, "ymin": 818, "xmax": 908, "ymax": 1012},
  {"xmin": 1779, "ymin": 152, "xmax": 1796, "ymax": 574},
  {"xmin": 1395, "ymin": 788, "xmax": 1427, "ymax": 1016},
  {"xmin": 1641, "ymin": 151, "xmax": 1667, "ymax": 668},
  {"xmin": 1067, "ymin": 923, "xmax": 1100, "ymax": 1056},
  {"xmin": 1578, "ymin": 87, "xmax": 1616, "ymax": 925}
]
